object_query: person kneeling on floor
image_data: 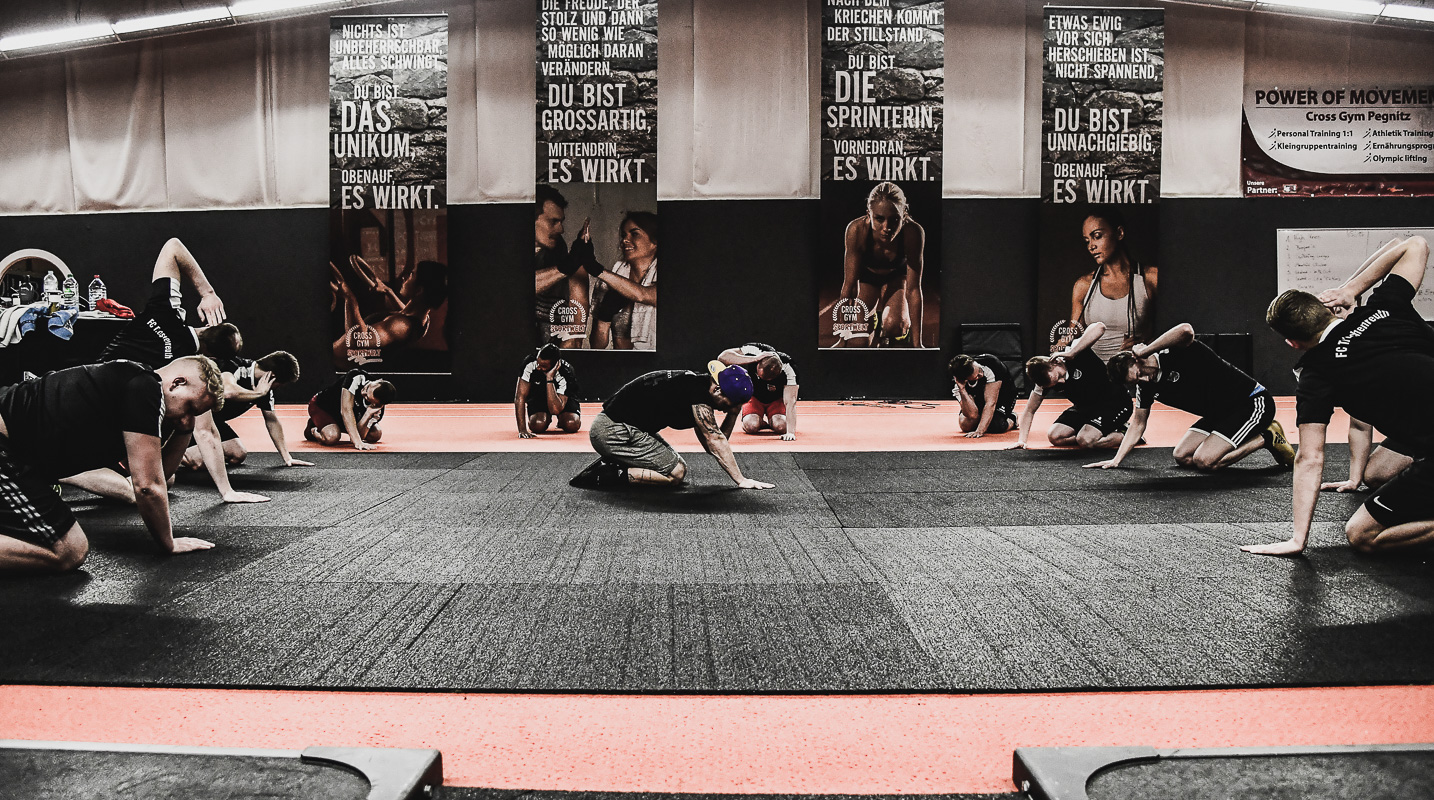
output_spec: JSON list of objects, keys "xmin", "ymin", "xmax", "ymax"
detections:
[
  {"xmin": 717, "ymin": 342, "xmax": 800, "ymax": 441},
  {"xmin": 1011, "ymin": 321, "xmax": 1132, "ymax": 451},
  {"xmin": 0, "ymin": 357, "xmax": 223, "ymax": 573},
  {"xmin": 182, "ymin": 351, "xmax": 312, "ymax": 470},
  {"xmin": 571, "ymin": 362, "xmax": 774, "ymax": 490},
  {"xmin": 949, "ymin": 353, "xmax": 1017, "ymax": 438},
  {"xmin": 305, "ymin": 369, "xmax": 395, "ymax": 451},
  {"xmin": 516, "ymin": 343, "xmax": 582, "ymax": 438}
]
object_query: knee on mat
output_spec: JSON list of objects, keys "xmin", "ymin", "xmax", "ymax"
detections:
[
  {"xmin": 530, "ymin": 413, "xmax": 552, "ymax": 431},
  {"xmin": 1075, "ymin": 430, "xmax": 1103, "ymax": 449},
  {"xmin": 669, "ymin": 461, "xmax": 687, "ymax": 482},
  {"xmin": 741, "ymin": 415, "xmax": 764, "ymax": 434},
  {"xmin": 558, "ymin": 414, "xmax": 581, "ymax": 433},
  {"xmin": 1346, "ymin": 519, "xmax": 1382, "ymax": 553},
  {"xmin": 1190, "ymin": 454, "xmax": 1221, "ymax": 472},
  {"xmin": 363, "ymin": 428, "xmax": 383, "ymax": 444},
  {"xmin": 318, "ymin": 428, "xmax": 342, "ymax": 446},
  {"xmin": 225, "ymin": 451, "xmax": 247, "ymax": 466},
  {"xmin": 958, "ymin": 415, "xmax": 978, "ymax": 432},
  {"xmin": 769, "ymin": 415, "xmax": 788, "ymax": 435}
]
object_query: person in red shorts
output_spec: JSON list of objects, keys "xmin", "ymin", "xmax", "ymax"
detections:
[
  {"xmin": 305, "ymin": 369, "xmax": 396, "ymax": 451},
  {"xmin": 717, "ymin": 342, "xmax": 800, "ymax": 441}
]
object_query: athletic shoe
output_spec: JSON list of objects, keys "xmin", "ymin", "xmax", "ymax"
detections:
[
  {"xmin": 1263, "ymin": 419, "xmax": 1296, "ymax": 468},
  {"xmin": 569, "ymin": 457, "xmax": 628, "ymax": 489}
]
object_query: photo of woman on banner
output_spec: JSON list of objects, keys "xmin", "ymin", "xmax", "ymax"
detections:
[
  {"xmin": 330, "ymin": 208, "xmax": 450, "ymax": 372},
  {"xmin": 820, "ymin": 181, "xmax": 936, "ymax": 349},
  {"xmin": 1041, "ymin": 204, "xmax": 1159, "ymax": 362},
  {"xmin": 574, "ymin": 211, "xmax": 658, "ymax": 351}
]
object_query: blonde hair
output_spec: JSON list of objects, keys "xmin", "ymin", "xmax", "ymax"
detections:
[
  {"xmin": 866, "ymin": 181, "xmax": 910, "ymax": 220},
  {"xmin": 174, "ymin": 355, "xmax": 225, "ymax": 412}
]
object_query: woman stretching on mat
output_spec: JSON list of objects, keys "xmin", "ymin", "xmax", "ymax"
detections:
[
  {"xmin": 570, "ymin": 212, "xmax": 659, "ymax": 351},
  {"xmin": 827, "ymin": 182, "xmax": 927, "ymax": 348},
  {"xmin": 1062, "ymin": 207, "xmax": 1158, "ymax": 361}
]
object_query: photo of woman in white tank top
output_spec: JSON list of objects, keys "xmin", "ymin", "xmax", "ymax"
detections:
[{"xmin": 1068, "ymin": 207, "xmax": 1159, "ymax": 362}]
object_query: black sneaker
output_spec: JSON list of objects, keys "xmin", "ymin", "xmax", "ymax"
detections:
[{"xmin": 570, "ymin": 458, "xmax": 628, "ymax": 489}]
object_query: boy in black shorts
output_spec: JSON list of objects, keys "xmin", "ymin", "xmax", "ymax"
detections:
[
  {"xmin": 515, "ymin": 344, "xmax": 581, "ymax": 438},
  {"xmin": 305, "ymin": 369, "xmax": 396, "ymax": 450},
  {"xmin": 1091, "ymin": 323, "xmax": 1295, "ymax": 471},
  {"xmin": 1012, "ymin": 321, "xmax": 1131, "ymax": 450},
  {"xmin": 949, "ymin": 353, "xmax": 1017, "ymax": 438},
  {"xmin": 0, "ymin": 357, "xmax": 223, "ymax": 573},
  {"xmin": 182, "ymin": 352, "xmax": 310, "ymax": 469},
  {"xmin": 1250, "ymin": 235, "xmax": 1434, "ymax": 556}
]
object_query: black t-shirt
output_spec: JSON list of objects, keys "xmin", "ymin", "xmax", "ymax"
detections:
[
  {"xmin": 1295, "ymin": 274, "xmax": 1434, "ymax": 453},
  {"xmin": 536, "ymin": 240, "xmax": 571, "ymax": 317},
  {"xmin": 100, "ymin": 278, "xmax": 200, "ymax": 368},
  {"xmin": 1037, "ymin": 348, "xmax": 1130, "ymax": 411},
  {"xmin": 0, "ymin": 360, "xmax": 164, "ymax": 479},
  {"xmin": 1135, "ymin": 340, "xmax": 1262, "ymax": 417},
  {"xmin": 314, "ymin": 369, "xmax": 381, "ymax": 422},
  {"xmin": 964, "ymin": 354, "xmax": 1017, "ymax": 412},
  {"xmin": 736, "ymin": 342, "xmax": 798, "ymax": 403},
  {"xmin": 519, "ymin": 353, "xmax": 578, "ymax": 400},
  {"xmin": 215, "ymin": 357, "xmax": 275, "ymax": 423},
  {"xmin": 602, "ymin": 370, "xmax": 714, "ymax": 433}
]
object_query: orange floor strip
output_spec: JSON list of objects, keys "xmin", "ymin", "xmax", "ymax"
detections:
[
  {"xmin": 235, "ymin": 398, "xmax": 1350, "ymax": 453},
  {"xmin": 2, "ymin": 685, "xmax": 1429, "ymax": 793}
]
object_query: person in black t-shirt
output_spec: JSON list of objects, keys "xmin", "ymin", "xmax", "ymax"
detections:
[
  {"xmin": 1248, "ymin": 235, "xmax": 1434, "ymax": 557},
  {"xmin": 535, "ymin": 185, "xmax": 592, "ymax": 348},
  {"xmin": 516, "ymin": 344, "xmax": 581, "ymax": 437},
  {"xmin": 0, "ymin": 356, "xmax": 223, "ymax": 573},
  {"xmin": 572, "ymin": 363, "xmax": 774, "ymax": 490},
  {"xmin": 180, "ymin": 352, "xmax": 310, "ymax": 470},
  {"xmin": 1012, "ymin": 321, "xmax": 1132, "ymax": 450},
  {"xmin": 949, "ymin": 353, "xmax": 1017, "ymax": 437},
  {"xmin": 305, "ymin": 369, "xmax": 397, "ymax": 450},
  {"xmin": 717, "ymin": 342, "xmax": 800, "ymax": 441},
  {"xmin": 1090, "ymin": 323, "xmax": 1293, "ymax": 472}
]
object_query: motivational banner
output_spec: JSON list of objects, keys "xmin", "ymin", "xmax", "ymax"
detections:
[
  {"xmin": 329, "ymin": 15, "xmax": 450, "ymax": 376},
  {"xmin": 1242, "ymin": 85, "xmax": 1434, "ymax": 196},
  {"xmin": 536, "ymin": 0, "xmax": 658, "ymax": 351},
  {"xmin": 818, "ymin": 0, "xmax": 942, "ymax": 350},
  {"xmin": 1041, "ymin": 6, "xmax": 1163, "ymax": 204}
]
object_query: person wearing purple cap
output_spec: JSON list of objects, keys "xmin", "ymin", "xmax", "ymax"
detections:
[{"xmin": 571, "ymin": 362, "xmax": 775, "ymax": 490}]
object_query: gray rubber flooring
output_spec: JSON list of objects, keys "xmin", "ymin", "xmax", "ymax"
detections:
[{"xmin": 1, "ymin": 447, "xmax": 1430, "ymax": 692}]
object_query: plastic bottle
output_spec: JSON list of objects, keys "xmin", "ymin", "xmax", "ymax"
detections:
[
  {"xmin": 42, "ymin": 271, "xmax": 58, "ymax": 302},
  {"xmin": 88, "ymin": 275, "xmax": 106, "ymax": 311},
  {"xmin": 61, "ymin": 275, "xmax": 79, "ymax": 310}
]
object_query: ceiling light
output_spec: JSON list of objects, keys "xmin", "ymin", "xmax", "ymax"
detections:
[
  {"xmin": 229, "ymin": 0, "xmax": 347, "ymax": 17},
  {"xmin": 0, "ymin": 23, "xmax": 115, "ymax": 52},
  {"xmin": 113, "ymin": 7, "xmax": 232, "ymax": 35},
  {"xmin": 1259, "ymin": 0, "xmax": 1387, "ymax": 14},
  {"xmin": 1380, "ymin": 3, "xmax": 1434, "ymax": 20}
]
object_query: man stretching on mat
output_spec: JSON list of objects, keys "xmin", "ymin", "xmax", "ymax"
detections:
[
  {"xmin": 717, "ymin": 342, "xmax": 800, "ymax": 441},
  {"xmin": 516, "ymin": 343, "xmax": 581, "ymax": 437},
  {"xmin": 571, "ymin": 362, "xmax": 774, "ymax": 489},
  {"xmin": 1248, "ymin": 235, "xmax": 1434, "ymax": 556},
  {"xmin": 949, "ymin": 354, "xmax": 1017, "ymax": 438},
  {"xmin": 1090, "ymin": 323, "xmax": 1295, "ymax": 471},
  {"xmin": 1011, "ymin": 321, "xmax": 1132, "ymax": 450},
  {"xmin": 305, "ymin": 369, "xmax": 396, "ymax": 450},
  {"xmin": 181, "ymin": 352, "xmax": 311, "ymax": 470},
  {"xmin": 0, "ymin": 357, "xmax": 223, "ymax": 573}
]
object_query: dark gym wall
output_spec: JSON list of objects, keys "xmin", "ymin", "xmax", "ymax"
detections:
[{"xmin": 0, "ymin": 196, "xmax": 1429, "ymax": 402}]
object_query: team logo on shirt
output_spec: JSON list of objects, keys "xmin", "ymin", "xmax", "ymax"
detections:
[{"xmin": 1168, "ymin": 371, "xmax": 1181, "ymax": 383}]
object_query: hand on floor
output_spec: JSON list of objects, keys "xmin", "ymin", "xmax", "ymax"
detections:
[{"xmin": 222, "ymin": 491, "xmax": 270, "ymax": 503}]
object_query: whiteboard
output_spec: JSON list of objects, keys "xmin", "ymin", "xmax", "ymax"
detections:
[{"xmin": 1278, "ymin": 227, "xmax": 1434, "ymax": 320}]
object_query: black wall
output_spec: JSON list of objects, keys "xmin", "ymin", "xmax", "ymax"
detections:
[{"xmin": 0, "ymin": 196, "xmax": 1429, "ymax": 402}]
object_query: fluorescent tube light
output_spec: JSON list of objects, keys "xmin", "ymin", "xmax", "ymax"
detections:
[
  {"xmin": 1381, "ymin": 3, "xmax": 1434, "ymax": 20},
  {"xmin": 0, "ymin": 23, "xmax": 115, "ymax": 51},
  {"xmin": 113, "ymin": 7, "xmax": 232, "ymax": 35},
  {"xmin": 229, "ymin": 0, "xmax": 346, "ymax": 16},
  {"xmin": 1259, "ymin": 0, "xmax": 1387, "ymax": 14}
]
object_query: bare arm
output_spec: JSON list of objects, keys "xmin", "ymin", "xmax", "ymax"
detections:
[
  {"xmin": 904, "ymin": 223, "xmax": 926, "ymax": 348},
  {"xmin": 1069, "ymin": 275, "xmax": 1092, "ymax": 332},
  {"xmin": 1133, "ymin": 322, "xmax": 1194, "ymax": 356},
  {"xmin": 192, "ymin": 411, "xmax": 269, "ymax": 503},
  {"xmin": 1011, "ymin": 390, "xmax": 1045, "ymax": 449},
  {"xmin": 262, "ymin": 409, "xmax": 311, "ymax": 467},
  {"xmin": 1086, "ymin": 407, "xmax": 1149, "ymax": 468},
  {"xmin": 1243, "ymin": 423, "xmax": 1327, "ymax": 556},
  {"xmin": 125, "ymin": 431, "xmax": 212, "ymax": 554},
  {"xmin": 839, "ymin": 220, "xmax": 863, "ymax": 301},
  {"xmin": 514, "ymin": 379, "xmax": 533, "ymax": 437},
  {"xmin": 223, "ymin": 371, "xmax": 274, "ymax": 403},
  {"xmin": 340, "ymin": 388, "xmax": 373, "ymax": 450},
  {"xmin": 594, "ymin": 269, "xmax": 656, "ymax": 306},
  {"xmin": 161, "ymin": 429, "xmax": 192, "ymax": 481},
  {"xmin": 966, "ymin": 381, "xmax": 1001, "ymax": 437},
  {"xmin": 154, "ymin": 238, "xmax": 224, "ymax": 325},
  {"xmin": 692, "ymin": 404, "xmax": 772, "ymax": 489},
  {"xmin": 1324, "ymin": 418, "xmax": 1371, "ymax": 492},
  {"xmin": 718, "ymin": 347, "xmax": 767, "ymax": 367},
  {"xmin": 1323, "ymin": 236, "xmax": 1429, "ymax": 309},
  {"xmin": 781, "ymin": 383, "xmax": 798, "ymax": 440},
  {"xmin": 536, "ymin": 265, "xmax": 568, "ymax": 295},
  {"xmin": 1062, "ymin": 321, "xmax": 1106, "ymax": 358}
]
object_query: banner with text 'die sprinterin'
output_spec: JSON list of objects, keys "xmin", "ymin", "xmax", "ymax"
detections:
[
  {"xmin": 330, "ymin": 15, "xmax": 450, "ymax": 376},
  {"xmin": 1042, "ymin": 6, "xmax": 1163, "ymax": 205},
  {"xmin": 819, "ymin": 0, "xmax": 942, "ymax": 350},
  {"xmin": 536, "ymin": 0, "xmax": 658, "ymax": 351},
  {"xmin": 1242, "ymin": 85, "xmax": 1434, "ymax": 197}
]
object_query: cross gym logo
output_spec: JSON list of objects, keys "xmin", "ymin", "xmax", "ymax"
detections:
[
  {"xmin": 831, "ymin": 298, "xmax": 871, "ymax": 340},
  {"xmin": 1048, "ymin": 319, "xmax": 1085, "ymax": 354},
  {"xmin": 549, "ymin": 299, "xmax": 588, "ymax": 342}
]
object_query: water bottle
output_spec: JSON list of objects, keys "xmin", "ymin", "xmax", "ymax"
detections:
[
  {"xmin": 61, "ymin": 275, "xmax": 79, "ymax": 310},
  {"xmin": 42, "ymin": 271, "xmax": 58, "ymax": 302},
  {"xmin": 88, "ymin": 275, "xmax": 106, "ymax": 311}
]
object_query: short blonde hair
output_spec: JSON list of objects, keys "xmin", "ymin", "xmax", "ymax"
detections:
[{"xmin": 175, "ymin": 355, "xmax": 225, "ymax": 412}]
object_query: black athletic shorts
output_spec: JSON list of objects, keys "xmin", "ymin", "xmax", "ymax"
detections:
[
  {"xmin": 1188, "ymin": 391, "xmax": 1276, "ymax": 446},
  {"xmin": 216, "ymin": 419, "xmax": 240, "ymax": 442},
  {"xmin": 1364, "ymin": 458, "xmax": 1434, "ymax": 528},
  {"xmin": 977, "ymin": 406, "xmax": 1015, "ymax": 435},
  {"xmin": 1375, "ymin": 438, "xmax": 1421, "ymax": 458},
  {"xmin": 1054, "ymin": 401, "xmax": 1133, "ymax": 437},
  {"xmin": 527, "ymin": 396, "xmax": 581, "ymax": 417},
  {"xmin": 0, "ymin": 448, "xmax": 74, "ymax": 549}
]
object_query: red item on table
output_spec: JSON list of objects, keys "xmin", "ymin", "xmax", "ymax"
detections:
[{"xmin": 95, "ymin": 298, "xmax": 134, "ymax": 318}]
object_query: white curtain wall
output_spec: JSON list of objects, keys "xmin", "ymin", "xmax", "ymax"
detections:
[{"xmin": 1, "ymin": 1, "xmax": 1432, "ymax": 213}]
